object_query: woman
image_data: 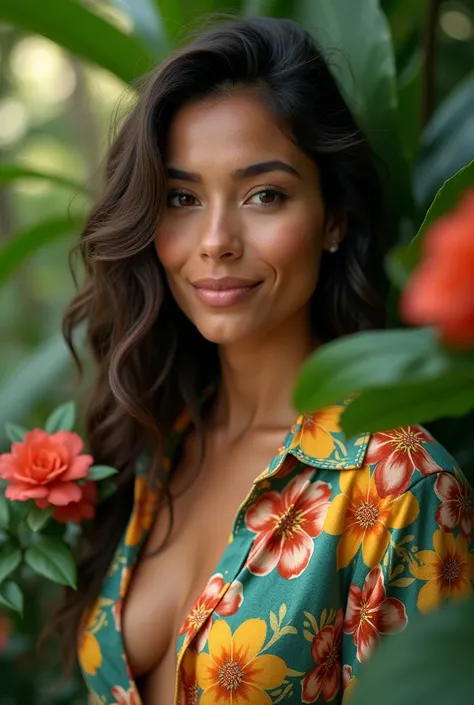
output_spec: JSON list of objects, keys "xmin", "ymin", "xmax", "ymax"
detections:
[{"xmin": 59, "ymin": 16, "xmax": 474, "ymax": 705}]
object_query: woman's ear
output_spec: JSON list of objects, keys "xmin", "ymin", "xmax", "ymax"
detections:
[{"xmin": 323, "ymin": 211, "xmax": 348, "ymax": 253}]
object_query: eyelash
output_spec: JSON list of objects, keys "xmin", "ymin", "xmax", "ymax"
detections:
[{"xmin": 166, "ymin": 187, "xmax": 289, "ymax": 209}]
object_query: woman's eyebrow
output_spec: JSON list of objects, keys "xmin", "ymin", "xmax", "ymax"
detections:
[{"xmin": 166, "ymin": 160, "xmax": 301, "ymax": 183}]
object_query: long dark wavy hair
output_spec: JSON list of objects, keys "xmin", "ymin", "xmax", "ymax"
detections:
[{"xmin": 55, "ymin": 15, "xmax": 387, "ymax": 667}]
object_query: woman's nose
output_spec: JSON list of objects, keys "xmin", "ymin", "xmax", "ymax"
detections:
[{"xmin": 198, "ymin": 207, "xmax": 243, "ymax": 262}]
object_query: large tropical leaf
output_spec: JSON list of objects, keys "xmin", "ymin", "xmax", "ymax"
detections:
[
  {"xmin": 293, "ymin": 326, "xmax": 474, "ymax": 437},
  {"xmin": 0, "ymin": 216, "xmax": 83, "ymax": 288},
  {"xmin": 0, "ymin": 0, "xmax": 155, "ymax": 83},
  {"xmin": 0, "ymin": 164, "xmax": 91, "ymax": 195},
  {"xmin": 253, "ymin": 0, "xmax": 413, "ymax": 246},
  {"xmin": 154, "ymin": 0, "xmax": 245, "ymax": 44},
  {"xmin": 351, "ymin": 598, "xmax": 474, "ymax": 705},
  {"xmin": 0, "ymin": 334, "xmax": 78, "ymax": 446},
  {"xmin": 111, "ymin": 0, "xmax": 167, "ymax": 54},
  {"xmin": 415, "ymin": 73, "xmax": 474, "ymax": 208}
]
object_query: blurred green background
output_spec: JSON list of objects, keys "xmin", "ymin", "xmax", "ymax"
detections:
[{"xmin": 0, "ymin": 0, "xmax": 474, "ymax": 703}]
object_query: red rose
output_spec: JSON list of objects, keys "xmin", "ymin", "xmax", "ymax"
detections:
[
  {"xmin": 0, "ymin": 429, "xmax": 93, "ymax": 506},
  {"xmin": 49, "ymin": 481, "xmax": 98, "ymax": 524}
]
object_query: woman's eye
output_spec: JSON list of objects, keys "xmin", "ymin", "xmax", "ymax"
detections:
[
  {"xmin": 247, "ymin": 189, "xmax": 288, "ymax": 206},
  {"xmin": 167, "ymin": 192, "xmax": 198, "ymax": 207}
]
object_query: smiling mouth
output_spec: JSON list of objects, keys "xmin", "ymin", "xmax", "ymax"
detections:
[{"xmin": 191, "ymin": 281, "xmax": 262, "ymax": 307}]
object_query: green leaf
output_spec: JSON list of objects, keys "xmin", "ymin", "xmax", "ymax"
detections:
[
  {"xmin": 388, "ymin": 158, "xmax": 474, "ymax": 287},
  {"xmin": 415, "ymin": 72, "xmax": 474, "ymax": 209},
  {"xmin": 294, "ymin": 327, "xmax": 457, "ymax": 413},
  {"xmin": 24, "ymin": 536, "xmax": 77, "ymax": 588},
  {"xmin": 340, "ymin": 371, "xmax": 474, "ymax": 437},
  {"xmin": 156, "ymin": 0, "xmax": 245, "ymax": 44},
  {"xmin": 87, "ymin": 465, "xmax": 119, "ymax": 481},
  {"xmin": 0, "ymin": 164, "xmax": 92, "ymax": 194},
  {"xmin": 0, "ymin": 491, "xmax": 9, "ymax": 528},
  {"xmin": 98, "ymin": 479, "xmax": 118, "ymax": 502},
  {"xmin": 0, "ymin": 545, "xmax": 22, "ymax": 585},
  {"xmin": 396, "ymin": 50, "xmax": 423, "ymax": 164},
  {"xmin": 44, "ymin": 401, "xmax": 76, "ymax": 434},
  {"xmin": 0, "ymin": 581, "xmax": 24, "ymax": 615},
  {"xmin": 4, "ymin": 422, "xmax": 28, "ymax": 443},
  {"xmin": 112, "ymin": 0, "xmax": 167, "ymax": 54},
  {"xmin": 26, "ymin": 505, "xmax": 55, "ymax": 533},
  {"xmin": 0, "ymin": 216, "xmax": 83, "ymax": 289},
  {"xmin": 8, "ymin": 501, "xmax": 30, "ymax": 532},
  {"xmin": 0, "ymin": 0, "xmax": 154, "ymax": 84},
  {"xmin": 0, "ymin": 332, "xmax": 83, "ymax": 447},
  {"xmin": 256, "ymin": 0, "xmax": 413, "ymax": 246},
  {"xmin": 351, "ymin": 598, "xmax": 474, "ymax": 705}
]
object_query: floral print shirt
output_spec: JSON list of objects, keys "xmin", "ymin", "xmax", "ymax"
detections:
[{"xmin": 78, "ymin": 402, "xmax": 474, "ymax": 705}]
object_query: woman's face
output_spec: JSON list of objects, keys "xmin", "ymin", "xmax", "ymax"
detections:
[{"xmin": 155, "ymin": 91, "xmax": 342, "ymax": 345}]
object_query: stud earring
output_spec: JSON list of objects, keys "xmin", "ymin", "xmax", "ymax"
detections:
[{"xmin": 329, "ymin": 241, "xmax": 339, "ymax": 253}]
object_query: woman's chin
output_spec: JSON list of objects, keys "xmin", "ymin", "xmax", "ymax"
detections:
[{"xmin": 193, "ymin": 318, "xmax": 260, "ymax": 346}]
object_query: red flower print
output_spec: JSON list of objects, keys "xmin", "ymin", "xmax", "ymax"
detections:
[
  {"xmin": 110, "ymin": 685, "xmax": 141, "ymax": 705},
  {"xmin": 434, "ymin": 472, "xmax": 474, "ymax": 539},
  {"xmin": 344, "ymin": 566, "xmax": 407, "ymax": 662},
  {"xmin": 366, "ymin": 427, "xmax": 439, "ymax": 498},
  {"xmin": 245, "ymin": 470, "xmax": 332, "ymax": 579},
  {"xmin": 302, "ymin": 609, "xmax": 343, "ymax": 703},
  {"xmin": 179, "ymin": 574, "xmax": 243, "ymax": 651}
]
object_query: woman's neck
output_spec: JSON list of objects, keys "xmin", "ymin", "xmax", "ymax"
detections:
[{"xmin": 211, "ymin": 308, "xmax": 316, "ymax": 437}]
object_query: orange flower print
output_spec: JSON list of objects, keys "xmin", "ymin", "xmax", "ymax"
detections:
[
  {"xmin": 179, "ymin": 649, "xmax": 198, "ymax": 705},
  {"xmin": 196, "ymin": 618, "xmax": 287, "ymax": 705},
  {"xmin": 324, "ymin": 465, "xmax": 419, "ymax": 570},
  {"xmin": 246, "ymin": 470, "xmax": 332, "ymax": 579},
  {"xmin": 125, "ymin": 475, "xmax": 157, "ymax": 547},
  {"xmin": 180, "ymin": 574, "xmax": 244, "ymax": 651},
  {"xmin": 344, "ymin": 566, "xmax": 407, "ymax": 663},
  {"xmin": 301, "ymin": 609, "xmax": 343, "ymax": 703},
  {"xmin": 434, "ymin": 472, "xmax": 474, "ymax": 539},
  {"xmin": 110, "ymin": 685, "xmax": 141, "ymax": 705},
  {"xmin": 409, "ymin": 529, "xmax": 474, "ymax": 612},
  {"xmin": 365, "ymin": 426, "xmax": 439, "ymax": 497},
  {"xmin": 292, "ymin": 407, "xmax": 343, "ymax": 459}
]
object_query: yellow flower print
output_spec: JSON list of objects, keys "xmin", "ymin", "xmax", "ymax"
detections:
[
  {"xmin": 79, "ymin": 631, "xmax": 102, "ymax": 676},
  {"xmin": 78, "ymin": 598, "xmax": 113, "ymax": 676},
  {"xmin": 293, "ymin": 407, "xmax": 343, "ymax": 459},
  {"xmin": 78, "ymin": 609, "xmax": 103, "ymax": 677},
  {"xmin": 409, "ymin": 529, "xmax": 474, "ymax": 612},
  {"xmin": 196, "ymin": 618, "xmax": 287, "ymax": 705},
  {"xmin": 324, "ymin": 465, "xmax": 419, "ymax": 569},
  {"xmin": 125, "ymin": 475, "xmax": 157, "ymax": 547}
]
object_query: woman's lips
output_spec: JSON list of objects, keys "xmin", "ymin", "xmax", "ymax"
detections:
[{"xmin": 191, "ymin": 278, "xmax": 262, "ymax": 307}]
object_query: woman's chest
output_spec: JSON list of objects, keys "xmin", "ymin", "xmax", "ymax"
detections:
[{"xmin": 121, "ymin": 432, "xmax": 292, "ymax": 690}]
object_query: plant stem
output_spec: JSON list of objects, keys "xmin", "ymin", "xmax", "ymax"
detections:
[{"xmin": 422, "ymin": 0, "xmax": 441, "ymax": 126}]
